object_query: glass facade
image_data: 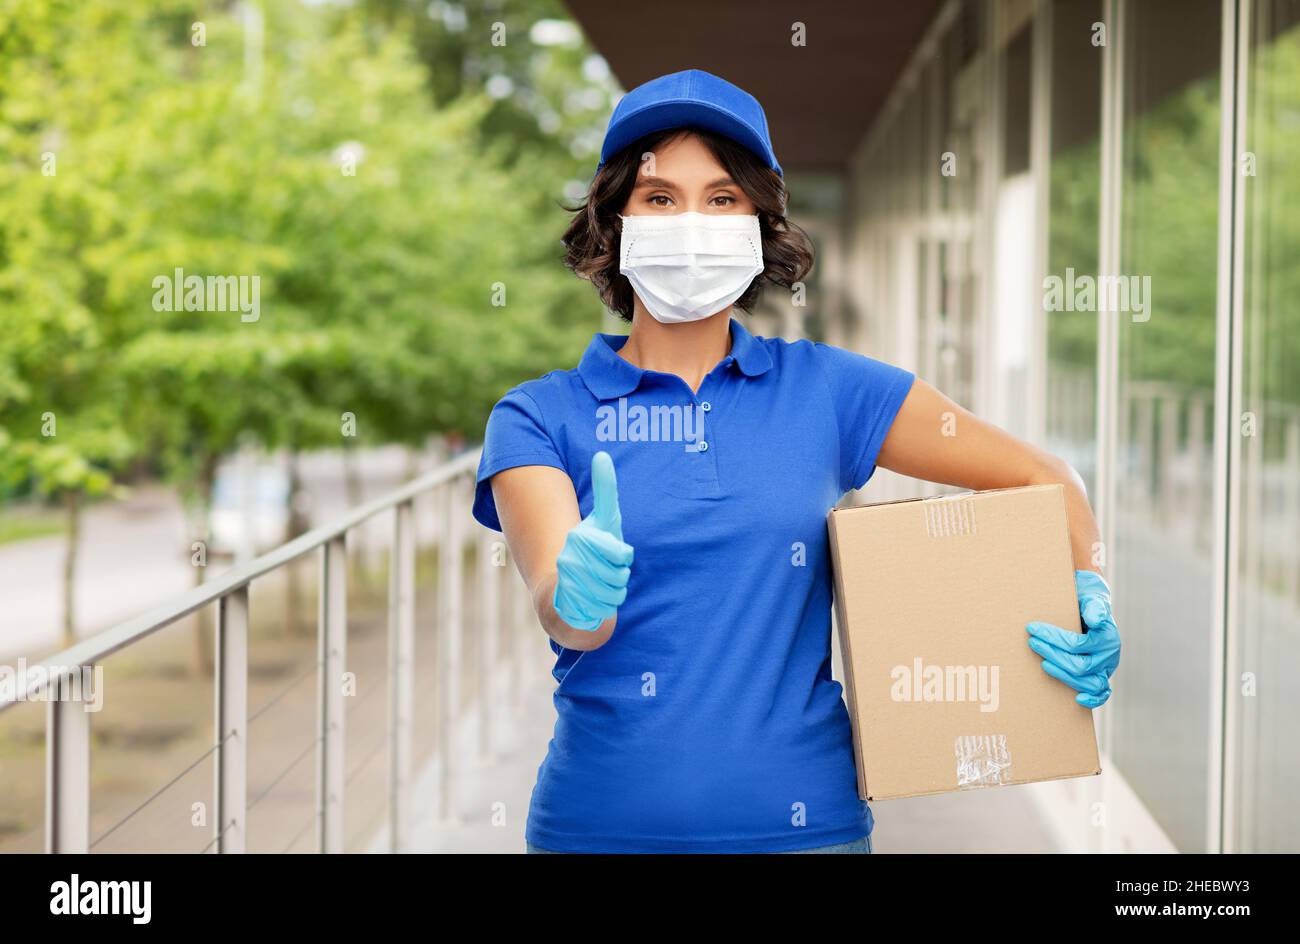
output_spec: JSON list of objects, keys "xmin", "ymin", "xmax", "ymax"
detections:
[
  {"xmin": 1233, "ymin": 0, "xmax": 1300, "ymax": 853},
  {"xmin": 1045, "ymin": 0, "xmax": 1103, "ymax": 497},
  {"xmin": 833, "ymin": 0, "xmax": 1296, "ymax": 851},
  {"xmin": 1111, "ymin": 0, "xmax": 1223, "ymax": 855}
]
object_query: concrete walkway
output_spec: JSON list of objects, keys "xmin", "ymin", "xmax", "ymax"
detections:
[
  {"xmin": 0, "ymin": 446, "xmax": 430, "ymax": 663},
  {"xmin": 398, "ymin": 672, "xmax": 1061, "ymax": 854},
  {"xmin": 400, "ymin": 680, "xmax": 553, "ymax": 855}
]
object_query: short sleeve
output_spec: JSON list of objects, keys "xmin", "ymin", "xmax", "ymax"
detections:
[
  {"xmin": 472, "ymin": 387, "xmax": 568, "ymax": 531},
  {"xmin": 813, "ymin": 342, "xmax": 915, "ymax": 494}
]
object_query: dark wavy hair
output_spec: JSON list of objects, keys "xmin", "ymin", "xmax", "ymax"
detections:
[{"xmin": 561, "ymin": 128, "xmax": 814, "ymax": 322}]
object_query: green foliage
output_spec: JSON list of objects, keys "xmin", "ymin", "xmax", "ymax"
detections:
[
  {"xmin": 1046, "ymin": 133, "xmax": 1101, "ymax": 376},
  {"xmin": 0, "ymin": 0, "xmax": 609, "ymax": 508},
  {"xmin": 1118, "ymin": 77, "xmax": 1222, "ymax": 393},
  {"xmin": 1242, "ymin": 31, "xmax": 1300, "ymax": 415},
  {"xmin": 1048, "ymin": 73, "xmax": 1224, "ymax": 395}
]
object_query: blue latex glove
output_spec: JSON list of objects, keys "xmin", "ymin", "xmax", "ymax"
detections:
[
  {"xmin": 552, "ymin": 451, "xmax": 634, "ymax": 631},
  {"xmin": 1026, "ymin": 570, "xmax": 1121, "ymax": 709}
]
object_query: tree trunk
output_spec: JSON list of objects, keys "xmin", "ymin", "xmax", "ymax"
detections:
[
  {"xmin": 191, "ymin": 455, "xmax": 218, "ymax": 677},
  {"xmin": 286, "ymin": 449, "xmax": 311, "ymax": 636},
  {"xmin": 60, "ymin": 490, "xmax": 81, "ymax": 652},
  {"xmin": 343, "ymin": 445, "xmax": 365, "ymax": 583},
  {"xmin": 343, "ymin": 444, "xmax": 362, "ymax": 509}
]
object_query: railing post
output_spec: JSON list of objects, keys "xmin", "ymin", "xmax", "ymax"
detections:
[
  {"xmin": 1136, "ymin": 391, "xmax": 1155, "ymax": 504},
  {"xmin": 1157, "ymin": 395, "xmax": 1180, "ymax": 529},
  {"xmin": 477, "ymin": 527, "xmax": 500, "ymax": 759},
  {"xmin": 500, "ymin": 549, "xmax": 517, "ymax": 717},
  {"xmin": 513, "ymin": 570, "xmax": 532, "ymax": 711},
  {"xmin": 1287, "ymin": 418, "xmax": 1300, "ymax": 608},
  {"xmin": 387, "ymin": 500, "xmax": 415, "ymax": 852},
  {"xmin": 317, "ymin": 535, "xmax": 347, "ymax": 853},
  {"xmin": 45, "ymin": 690, "xmax": 90, "ymax": 853},
  {"xmin": 1189, "ymin": 396, "xmax": 1209, "ymax": 550},
  {"xmin": 215, "ymin": 586, "xmax": 249, "ymax": 853},
  {"xmin": 437, "ymin": 480, "xmax": 463, "ymax": 822}
]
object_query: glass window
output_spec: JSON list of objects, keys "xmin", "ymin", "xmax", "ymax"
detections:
[
  {"xmin": 1111, "ymin": 0, "xmax": 1224, "ymax": 853},
  {"xmin": 1045, "ymin": 0, "xmax": 1103, "ymax": 497},
  {"xmin": 991, "ymin": 24, "xmax": 1034, "ymax": 440},
  {"xmin": 1232, "ymin": 0, "xmax": 1300, "ymax": 853},
  {"xmin": 939, "ymin": 5, "xmax": 985, "ymax": 410}
]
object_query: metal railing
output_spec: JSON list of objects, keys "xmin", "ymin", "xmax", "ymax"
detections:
[
  {"xmin": 1049, "ymin": 369, "xmax": 1300, "ymax": 606},
  {"xmin": 0, "ymin": 446, "xmax": 539, "ymax": 853}
]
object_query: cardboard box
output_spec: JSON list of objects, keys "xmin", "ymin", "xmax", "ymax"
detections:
[{"xmin": 828, "ymin": 484, "xmax": 1101, "ymax": 801}]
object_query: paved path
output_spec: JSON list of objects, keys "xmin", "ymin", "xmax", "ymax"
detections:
[
  {"xmin": 0, "ymin": 446, "xmax": 430, "ymax": 663},
  {"xmin": 395, "ymin": 670, "xmax": 1060, "ymax": 854},
  {"xmin": 399, "ymin": 678, "xmax": 554, "ymax": 855}
]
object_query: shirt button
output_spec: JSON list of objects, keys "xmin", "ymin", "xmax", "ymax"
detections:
[
  {"xmin": 701, "ymin": 401, "xmax": 712, "ymax": 412},
  {"xmin": 697, "ymin": 440, "xmax": 709, "ymax": 452}
]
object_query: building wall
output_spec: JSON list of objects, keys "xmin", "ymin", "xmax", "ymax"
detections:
[{"xmin": 816, "ymin": 0, "xmax": 1300, "ymax": 853}]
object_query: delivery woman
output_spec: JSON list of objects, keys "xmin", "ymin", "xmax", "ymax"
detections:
[{"xmin": 471, "ymin": 69, "xmax": 1121, "ymax": 854}]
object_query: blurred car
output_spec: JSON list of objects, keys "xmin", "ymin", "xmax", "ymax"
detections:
[{"xmin": 208, "ymin": 463, "xmax": 291, "ymax": 557}]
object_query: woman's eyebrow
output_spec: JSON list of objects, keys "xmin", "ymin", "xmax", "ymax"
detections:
[
  {"xmin": 632, "ymin": 175, "xmax": 739, "ymax": 190},
  {"xmin": 633, "ymin": 175, "xmax": 677, "ymax": 190}
]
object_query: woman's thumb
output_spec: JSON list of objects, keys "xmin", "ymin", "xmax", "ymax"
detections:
[{"xmin": 589, "ymin": 451, "xmax": 622, "ymax": 538}]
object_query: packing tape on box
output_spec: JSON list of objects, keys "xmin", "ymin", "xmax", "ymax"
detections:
[
  {"xmin": 923, "ymin": 496, "xmax": 977, "ymax": 538},
  {"xmin": 954, "ymin": 734, "xmax": 1012, "ymax": 788}
]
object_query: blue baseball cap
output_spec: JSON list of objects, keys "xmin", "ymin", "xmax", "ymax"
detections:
[{"xmin": 598, "ymin": 69, "xmax": 782, "ymax": 177}]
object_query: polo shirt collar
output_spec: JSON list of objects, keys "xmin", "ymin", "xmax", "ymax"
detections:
[
  {"xmin": 727, "ymin": 317, "xmax": 774, "ymax": 377},
  {"xmin": 577, "ymin": 318, "xmax": 774, "ymax": 401}
]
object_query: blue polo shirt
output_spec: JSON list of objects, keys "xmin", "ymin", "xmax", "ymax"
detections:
[{"xmin": 472, "ymin": 318, "xmax": 915, "ymax": 853}]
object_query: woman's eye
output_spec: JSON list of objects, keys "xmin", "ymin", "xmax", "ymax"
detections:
[
  {"xmin": 711, "ymin": 195, "xmax": 736, "ymax": 207},
  {"xmin": 649, "ymin": 195, "xmax": 672, "ymax": 207}
]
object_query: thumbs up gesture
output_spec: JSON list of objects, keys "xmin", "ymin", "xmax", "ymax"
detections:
[{"xmin": 553, "ymin": 452, "xmax": 635, "ymax": 631}]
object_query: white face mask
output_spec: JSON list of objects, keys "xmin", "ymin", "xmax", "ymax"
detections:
[{"xmin": 619, "ymin": 212, "xmax": 764, "ymax": 324}]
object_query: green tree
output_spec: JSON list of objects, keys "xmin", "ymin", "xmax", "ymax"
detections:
[{"xmin": 2, "ymin": 0, "xmax": 607, "ymax": 654}]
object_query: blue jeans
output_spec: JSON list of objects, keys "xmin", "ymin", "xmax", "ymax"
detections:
[{"xmin": 526, "ymin": 834, "xmax": 872, "ymax": 854}]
